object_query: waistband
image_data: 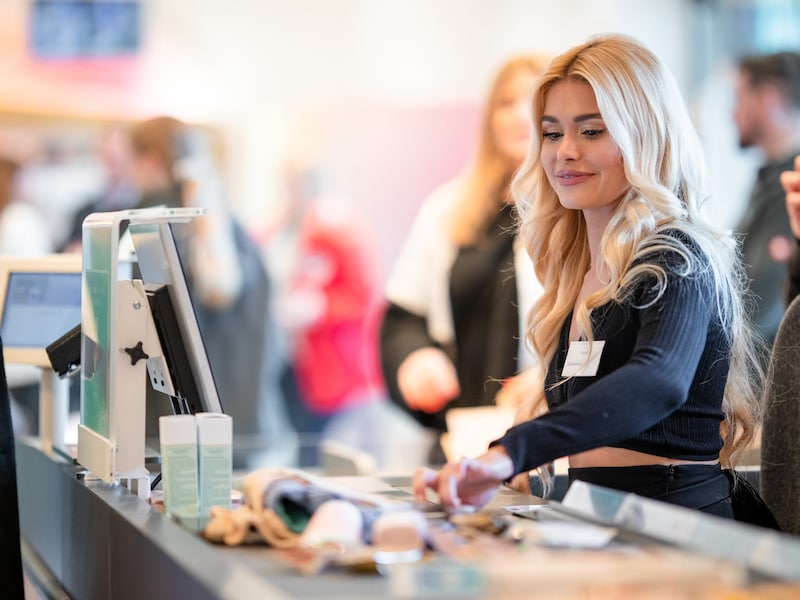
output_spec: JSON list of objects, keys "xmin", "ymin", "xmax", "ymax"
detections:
[{"xmin": 568, "ymin": 464, "xmax": 730, "ymax": 511}]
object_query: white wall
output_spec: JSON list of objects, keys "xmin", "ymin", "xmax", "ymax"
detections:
[
  {"xmin": 143, "ymin": 0, "xmax": 690, "ymax": 111},
  {"xmin": 137, "ymin": 1, "xmax": 695, "ymax": 224},
  {"xmin": 1, "ymin": 0, "xmax": 756, "ymax": 268}
]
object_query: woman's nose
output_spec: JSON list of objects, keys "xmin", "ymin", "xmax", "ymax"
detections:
[{"xmin": 557, "ymin": 133, "xmax": 579, "ymax": 161}]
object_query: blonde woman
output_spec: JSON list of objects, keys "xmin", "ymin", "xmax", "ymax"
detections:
[
  {"xmin": 380, "ymin": 54, "xmax": 550, "ymax": 463},
  {"xmin": 415, "ymin": 34, "xmax": 772, "ymax": 525}
]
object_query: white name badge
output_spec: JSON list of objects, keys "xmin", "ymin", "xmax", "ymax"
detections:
[{"xmin": 562, "ymin": 340, "xmax": 605, "ymax": 377}]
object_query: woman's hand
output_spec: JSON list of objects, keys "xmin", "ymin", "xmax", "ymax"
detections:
[
  {"xmin": 397, "ymin": 347, "xmax": 460, "ymax": 413},
  {"xmin": 413, "ymin": 446, "xmax": 515, "ymax": 514}
]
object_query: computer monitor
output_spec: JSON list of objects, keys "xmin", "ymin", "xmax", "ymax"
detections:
[
  {"xmin": 129, "ymin": 219, "xmax": 227, "ymax": 461},
  {"xmin": 128, "ymin": 218, "xmax": 223, "ymax": 416},
  {"xmin": 0, "ymin": 254, "xmax": 82, "ymax": 368},
  {"xmin": 0, "ymin": 253, "xmax": 82, "ymax": 452},
  {"xmin": 78, "ymin": 208, "xmax": 222, "ymax": 489}
]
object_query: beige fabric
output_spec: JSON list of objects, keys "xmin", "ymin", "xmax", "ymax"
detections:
[
  {"xmin": 204, "ymin": 468, "xmax": 307, "ymax": 547},
  {"xmin": 203, "ymin": 505, "xmax": 301, "ymax": 547}
]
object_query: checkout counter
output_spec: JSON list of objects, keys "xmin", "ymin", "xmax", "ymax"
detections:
[
  {"xmin": 18, "ymin": 437, "xmax": 396, "ymax": 600},
  {"xmin": 10, "ymin": 210, "xmax": 800, "ymax": 598},
  {"xmin": 16, "ymin": 436, "xmax": 800, "ymax": 600},
  {"xmin": 17, "ymin": 436, "xmax": 542, "ymax": 599}
]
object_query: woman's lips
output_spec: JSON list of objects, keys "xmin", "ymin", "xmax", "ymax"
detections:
[{"xmin": 556, "ymin": 171, "xmax": 593, "ymax": 186}]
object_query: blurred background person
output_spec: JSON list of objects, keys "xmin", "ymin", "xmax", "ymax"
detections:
[
  {"xmin": 126, "ymin": 115, "xmax": 298, "ymax": 469},
  {"xmin": 0, "ymin": 157, "xmax": 52, "ymax": 257},
  {"xmin": 0, "ymin": 156, "xmax": 54, "ymax": 435},
  {"xmin": 59, "ymin": 123, "xmax": 139, "ymax": 253},
  {"xmin": 255, "ymin": 163, "xmax": 317, "ymax": 464},
  {"xmin": 267, "ymin": 163, "xmax": 428, "ymax": 470},
  {"xmin": 379, "ymin": 53, "xmax": 550, "ymax": 465},
  {"xmin": 732, "ymin": 51, "xmax": 800, "ymax": 346}
]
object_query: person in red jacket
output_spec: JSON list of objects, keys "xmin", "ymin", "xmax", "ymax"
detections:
[
  {"xmin": 289, "ymin": 193, "xmax": 384, "ymax": 416},
  {"xmin": 271, "ymin": 167, "xmax": 426, "ymax": 469}
]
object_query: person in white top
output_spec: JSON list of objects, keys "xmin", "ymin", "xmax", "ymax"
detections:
[{"xmin": 380, "ymin": 53, "xmax": 550, "ymax": 464}]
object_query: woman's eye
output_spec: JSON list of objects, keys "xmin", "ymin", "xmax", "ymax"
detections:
[
  {"xmin": 583, "ymin": 128, "xmax": 606, "ymax": 138},
  {"xmin": 542, "ymin": 131, "xmax": 562, "ymax": 141}
]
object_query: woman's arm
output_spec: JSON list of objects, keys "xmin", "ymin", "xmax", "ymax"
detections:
[{"xmin": 494, "ymin": 271, "xmax": 716, "ymax": 475}]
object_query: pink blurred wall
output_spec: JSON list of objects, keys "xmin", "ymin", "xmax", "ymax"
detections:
[{"xmin": 320, "ymin": 103, "xmax": 481, "ymax": 282}]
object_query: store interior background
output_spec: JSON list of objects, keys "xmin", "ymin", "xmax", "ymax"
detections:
[
  {"xmin": 0, "ymin": 0, "xmax": 797, "ymax": 276},
  {"xmin": 1, "ymin": 0, "xmax": 800, "ymax": 468}
]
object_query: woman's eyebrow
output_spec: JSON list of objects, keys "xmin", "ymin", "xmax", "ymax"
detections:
[{"xmin": 541, "ymin": 113, "xmax": 603, "ymax": 124}]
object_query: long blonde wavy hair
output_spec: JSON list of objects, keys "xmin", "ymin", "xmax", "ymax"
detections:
[
  {"xmin": 512, "ymin": 34, "xmax": 763, "ymax": 469},
  {"xmin": 449, "ymin": 53, "xmax": 551, "ymax": 245}
]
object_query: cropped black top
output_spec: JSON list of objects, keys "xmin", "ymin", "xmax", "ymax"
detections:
[{"xmin": 494, "ymin": 242, "xmax": 731, "ymax": 474}]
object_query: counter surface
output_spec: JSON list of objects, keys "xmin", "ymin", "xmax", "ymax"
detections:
[
  {"xmin": 16, "ymin": 438, "xmax": 800, "ymax": 600},
  {"xmin": 16, "ymin": 439, "xmax": 540, "ymax": 599}
]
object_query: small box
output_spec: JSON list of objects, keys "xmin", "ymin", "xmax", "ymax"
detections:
[
  {"xmin": 196, "ymin": 412, "xmax": 232, "ymax": 516},
  {"xmin": 159, "ymin": 414, "xmax": 199, "ymax": 518}
]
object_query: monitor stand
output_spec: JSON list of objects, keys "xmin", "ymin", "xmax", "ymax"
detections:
[{"xmin": 38, "ymin": 367, "xmax": 70, "ymax": 456}]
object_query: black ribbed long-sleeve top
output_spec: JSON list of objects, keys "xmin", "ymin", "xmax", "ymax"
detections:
[{"xmin": 493, "ymin": 242, "xmax": 731, "ymax": 475}]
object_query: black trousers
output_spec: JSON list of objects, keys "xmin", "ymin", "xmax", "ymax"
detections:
[{"xmin": 568, "ymin": 463, "xmax": 734, "ymax": 519}]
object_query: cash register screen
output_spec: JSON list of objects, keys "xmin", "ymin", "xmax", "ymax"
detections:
[{"xmin": 0, "ymin": 255, "xmax": 82, "ymax": 367}]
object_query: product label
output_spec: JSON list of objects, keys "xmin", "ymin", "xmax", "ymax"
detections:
[
  {"xmin": 162, "ymin": 443, "xmax": 199, "ymax": 517},
  {"xmin": 199, "ymin": 444, "xmax": 232, "ymax": 515}
]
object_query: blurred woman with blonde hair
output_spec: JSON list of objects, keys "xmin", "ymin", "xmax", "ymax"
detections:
[{"xmin": 380, "ymin": 53, "xmax": 550, "ymax": 463}]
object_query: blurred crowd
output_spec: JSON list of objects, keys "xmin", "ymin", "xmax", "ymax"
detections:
[
  {"xmin": 2, "ymin": 44, "xmax": 800, "ymax": 483},
  {"xmin": 0, "ymin": 115, "xmax": 427, "ymax": 472}
]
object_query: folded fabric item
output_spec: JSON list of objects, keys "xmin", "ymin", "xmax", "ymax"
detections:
[
  {"xmin": 241, "ymin": 468, "xmax": 389, "ymax": 542},
  {"xmin": 263, "ymin": 477, "xmax": 343, "ymax": 533},
  {"xmin": 300, "ymin": 499, "xmax": 366, "ymax": 548},
  {"xmin": 203, "ymin": 505, "xmax": 300, "ymax": 547}
]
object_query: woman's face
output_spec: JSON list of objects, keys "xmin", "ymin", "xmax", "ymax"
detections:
[
  {"xmin": 491, "ymin": 68, "xmax": 538, "ymax": 165},
  {"xmin": 539, "ymin": 79, "xmax": 629, "ymax": 216}
]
